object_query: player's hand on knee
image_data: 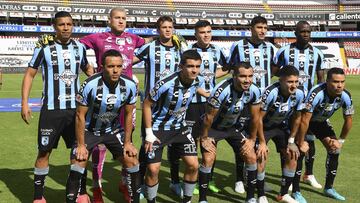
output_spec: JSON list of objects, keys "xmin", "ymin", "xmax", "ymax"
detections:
[
  {"xmin": 256, "ymin": 142, "xmax": 268, "ymax": 161},
  {"xmin": 298, "ymin": 141, "xmax": 309, "ymax": 154},
  {"xmin": 287, "ymin": 143, "xmax": 299, "ymax": 160},
  {"xmin": 124, "ymin": 142, "xmax": 138, "ymax": 157},
  {"xmin": 241, "ymin": 138, "xmax": 255, "ymax": 156},
  {"xmin": 76, "ymin": 144, "xmax": 88, "ymax": 161},
  {"xmin": 201, "ymin": 137, "xmax": 216, "ymax": 154}
]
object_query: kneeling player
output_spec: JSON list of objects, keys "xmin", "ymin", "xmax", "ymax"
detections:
[
  {"xmin": 199, "ymin": 62, "xmax": 267, "ymax": 203},
  {"xmin": 65, "ymin": 50, "xmax": 141, "ymax": 203},
  {"xmin": 143, "ymin": 50, "xmax": 208, "ymax": 203},
  {"xmin": 256, "ymin": 66, "xmax": 305, "ymax": 203},
  {"xmin": 296, "ymin": 68, "xmax": 353, "ymax": 201}
]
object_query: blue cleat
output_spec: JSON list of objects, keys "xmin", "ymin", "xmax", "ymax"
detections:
[
  {"xmin": 169, "ymin": 182, "xmax": 184, "ymax": 198},
  {"xmin": 292, "ymin": 191, "xmax": 307, "ymax": 203},
  {"xmin": 324, "ymin": 188, "xmax": 345, "ymax": 201}
]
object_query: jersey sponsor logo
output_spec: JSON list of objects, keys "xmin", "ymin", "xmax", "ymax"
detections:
[
  {"xmin": 116, "ymin": 38, "xmax": 125, "ymax": 45},
  {"xmin": 58, "ymin": 94, "xmax": 75, "ymax": 102},
  {"xmin": 95, "ymin": 111, "xmax": 118, "ymax": 123},
  {"xmin": 61, "ymin": 50, "xmax": 71, "ymax": 60},
  {"xmin": 106, "ymin": 94, "xmax": 118, "ymax": 104},
  {"xmin": 54, "ymin": 70, "xmax": 77, "ymax": 87},
  {"xmin": 201, "ymin": 69, "xmax": 215, "ymax": 83},
  {"xmin": 209, "ymin": 97, "xmax": 220, "ymax": 107},
  {"xmin": 344, "ymin": 105, "xmax": 354, "ymax": 115},
  {"xmin": 155, "ymin": 68, "xmax": 172, "ymax": 78},
  {"xmin": 299, "ymin": 70, "xmax": 310, "ymax": 85},
  {"xmin": 253, "ymin": 66, "xmax": 267, "ymax": 82},
  {"xmin": 279, "ymin": 103, "xmax": 289, "ymax": 112},
  {"xmin": 169, "ymin": 106, "xmax": 187, "ymax": 120},
  {"xmin": 233, "ymin": 99, "xmax": 243, "ymax": 113},
  {"xmin": 126, "ymin": 37, "xmax": 133, "ymax": 44},
  {"xmin": 214, "ymin": 87, "xmax": 224, "ymax": 98}
]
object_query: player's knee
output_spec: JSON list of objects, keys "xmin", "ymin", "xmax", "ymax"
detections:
[
  {"xmin": 147, "ymin": 164, "xmax": 160, "ymax": 177},
  {"xmin": 122, "ymin": 155, "xmax": 139, "ymax": 168},
  {"xmin": 243, "ymin": 151, "xmax": 257, "ymax": 164},
  {"xmin": 202, "ymin": 153, "xmax": 215, "ymax": 167}
]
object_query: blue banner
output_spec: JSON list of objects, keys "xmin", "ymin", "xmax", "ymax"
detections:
[{"xmin": 1, "ymin": 24, "xmax": 360, "ymax": 38}]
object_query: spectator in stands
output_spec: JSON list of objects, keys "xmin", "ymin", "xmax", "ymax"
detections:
[
  {"xmin": 275, "ymin": 20, "xmax": 325, "ymax": 203},
  {"xmin": 79, "ymin": 7, "xmax": 151, "ymax": 202},
  {"xmin": 21, "ymin": 11, "xmax": 92, "ymax": 203}
]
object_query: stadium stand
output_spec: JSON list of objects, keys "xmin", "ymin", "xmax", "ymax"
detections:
[{"xmin": 344, "ymin": 41, "xmax": 360, "ymax": 58}]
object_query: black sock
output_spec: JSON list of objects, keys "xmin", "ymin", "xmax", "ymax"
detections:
[
  {"xmin": 292, "ymin": 154, "xmax": 304, "ymax": 193},
  {"xmin": 147, "ymin": 198, "xmax": 156, "ymax": 203},
  {"xmin": 34, "ymin": 174, "xmax": 46, "ymax": 200},
  {"xmin": 257, "ymin": 178, "xmax": 265, "ymax": 197},
  {"xmin": 280, "ymin": 169, "xmax": 295, "ymax": 196},
  {"xmin": 139, "ymin": 145, "xmax": 147, "ymax": 186},
  {"xmin": 66, "ymin": 170, "xmax": 83, "ymax": 203},
  {"xmin": 235, "ymin": 153, "xmax": 244, "ymax": 182},
  {"xmin": 168, "ymin": 146, "xmax": 180, "ymax": 184},
  {"xmin": 325, "ymin": 153, "xmax": 339, "ymax": 189},
  {"xmin": 79, "ymin": 169, "xmax": 87, "ymax": 195},
  {"xmin": 305, "ymin": 140, "xmax": 315, "ymax": 175},
  {"xmin": 126, "ymin": 169, "xmax": 141, "ymax": 203},
  {"xmin": 199, "ymin": 166, "xmax": 211, "ymax": 202},
  {"xmin": 246, "ymin": 167, "xmax": 257, "ymax": 200},
  {"xmin": 280, "ymin": 154, "xmax": 286, "ymax": 170}
]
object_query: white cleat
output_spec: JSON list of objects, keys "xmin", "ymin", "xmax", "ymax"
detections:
[
  {"xmin": 245, "ymin": 198, "xmax": 257, "ymax": 203},
  {"xmin": 303, "ymin": 175, "xmax": 322, "ymax": 189},
  {"xmin": 234, "ymin": 181, "xmax": 245, "ymax": 194},
  {"xmin": 277, "ymin": 194, "xmax": 299, "ymax": 203},
  {"xmin": 258, "ymin": 195, "xmax": 269, "ymax": 203},
  {"xmin": 288, "ymin": 184, "xmax": 293, "ymax": 191},
  {"xmin": 264, "ymin": 182, "xmax": 272, "ymax": 192}
]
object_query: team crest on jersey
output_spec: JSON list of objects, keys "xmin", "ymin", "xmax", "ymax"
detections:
[
  {"xmin": 233, "ymin": 99, "xmax": 243, "ymax": 113},
  {"xmin": 126, "ymin": 37, "xmax": 133, "ymax": 44},
  {"xmin": 54, "ymin": 70, "xmax": 77, "ymax": 87},
  {"xmin": 61, "ymin": 50, "xmax": 71, "ymax": 60},
  {"xmin": 201, "ymin": 69, "xmax": 214, "ymax": 83},
  {"xmin": 116, "ymin": 38, "xmax": 125, "ymax": 45},
  {"xmin": 41, "ymin": 136, "xmax": 49, "ymax": 146}
]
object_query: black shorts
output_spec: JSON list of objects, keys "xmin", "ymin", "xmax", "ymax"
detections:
[
  {"xmin": 185, "ymin": 102, "xmax": 206, "ymax": 139},
  {"xmin": 147, "ymin": 127, "xmax": 197, "ymax": 164},
  {"xmin": 200, "ymin": 128, "xmax": 247, "ymax": 153},
  {"xmin": 37, "ymin": 108, "xmax": 76, "ymax": 152},
  {"xmin": 308, "ymin": 119, "xmax": 336, "ymax": 140},
  {"xmin": 263, "ymin": 127, "xmax": 289, "ymax": 152},
  {"xmin": 71, "ymin": 129, "xmax": 125, "ymax": 160}
]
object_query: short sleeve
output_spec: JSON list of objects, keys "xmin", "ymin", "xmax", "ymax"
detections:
[
  {"xmin": 76, "ymin": 81, "xmax": 92, "ymax": 106},
  {"xmin": 28, "ymin": 47, "xmax": 44, "ymax": 69}
]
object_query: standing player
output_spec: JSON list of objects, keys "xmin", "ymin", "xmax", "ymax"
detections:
[
  {"xmin": 21, "ymin": 11, "xmax": 91, "ymax": 203},
  {"xmin": 276, "ymin": 21, "xmax": 325, "ymax": 202},
  {"xmin": 133, "ymin": 15, "xmax": 184, "ymax": 197},
  {"xmin": 143, "ymin": 50, "xmax": 207, "ymax": 203},
  {"xmin": 199, "ymin": 62, "xmax": 267, "ymax": 203},
  {"xmin": 228, "ymin": 16, "xmax": 277, "ymax": 91},
  {"xmin": 79, "ymin": 7, "xmax": 149, "ymax": 201},
  {"xmin": 65, "ymin": 50, "xmax": 141, "ymax": 203},
  {"xmin": 297, "ymin": 68, "xmax": 353, "ymax": 201},
  {"xmin": 257, "ymin": 65, "xmax": 304, "ymax": 203}
]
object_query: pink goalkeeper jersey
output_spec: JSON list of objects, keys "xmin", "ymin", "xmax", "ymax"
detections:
[{"xmin": 80, "ymin": 31, "xmax": 145, "ymax": 77}]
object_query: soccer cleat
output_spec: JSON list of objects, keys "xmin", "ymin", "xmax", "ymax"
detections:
[
  {"xmin": 208, "ymin": 180, "xmax": 220, "ymax": 193},
  {"xmin": 288, "ymin": 184, "xmax": 293, "ymax": 191},
  {"xmin": 119, "ymin": 181, "xmax": 131, "ymax": 203},
  {"xmin": 92, "ymin": 187, "xmax": 104, "ymax": 203},
  {"xmin": 276, "ymin": 194, "xmax": 299, "ymax": 203},
  {"xmin": 234, "ymin": 181, "xmax": 245, "ymax": 194},
  {"xmin": 169, "ymin": 182, "xmax": 184, "ymax": 198},
  {"xmin": 245, "ymin": 197, "xmax": 257, "ymax": 203},
  {"xmin": 258, "ymin": 195, "xmax": 269, "ymax": 203},
  {"xmin": 76, "ymin": 194, "xmax": 90, "ymax": 203},
  {"xmin": 193, "ymin": 184, "xmax": 199, "ymax": 195},
  {"xmin": 33, "ymin": 197, "xmax": 46, "ymax": 203},
  {"xmin": 199, "ymin": 201, "xmax": 208, "ymax": 203},
  {"xmin": 324, "ymin": 188, "xmax": 345, "ymax": 201},
  {"xmin": 292, "ymin": 192, "xmax": 307, "ymax": 203},
  {"xmin": 302, "ymin": 175, "xmax": 322, "ymax": 189}
]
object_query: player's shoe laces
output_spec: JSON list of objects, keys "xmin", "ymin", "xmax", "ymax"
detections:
[
  {"xmin": 292, "ymin": 192, "xmax": 307, "ymax": 203},
  {"xmin": 119, "ymin": 181, "xmax": 131, "ymax": 203},
  {"xmin": 169, "ymin": 182, "xmax": 184, "ymax": 198},
  {"xmin": 76, "ymin": 194, "xmax": 90, "ymax": 203},
  {"xmin": 92, "ymin": 187, "xmax": 104, "ymax": 203},
  {"xmin": 302, "ymin": 175, "xmax": 322, "ymax": 189},
  {"xmin": 324, "ymin": 188, "xmax": 345, "ymax": 201},
  {"xmin": 234, "ymin": 181, "xmax": 245, "ymax": 194},
  {"xmin": 33, "ymin": 197, "xmax": 46, "ymax": 203},
  {"xmin": 193, "ymin": 184, "xmax": 199, "ymax": 195},
  {"xmin": 276, "ymin": 194, "xmax": 299, "ymax": 203},
  {"xmin": 258, "ymin": 195, "xmax": 269, "ymax": 203},
  {"xmin": 209, "ymin": 180, "xmax": 220, "ymax": 193},
  {"xmin": 245, "ymin": 197, "xmax": 257, "ymax": 203}
]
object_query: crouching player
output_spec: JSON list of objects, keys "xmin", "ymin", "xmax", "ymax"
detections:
[
  {"xmin": 256, "ymin": 65, "xmax": 305, "ymax": 203},
  {"xmin": 296, "ymin": 68, "xmax": 354, "ymax": 201},
  {"xmin": 65, "ymin": 50, "xmax": 141, "ymax": 203},
  {"xmin": 142, "ymin": 49, "xmax": 208, "ymax": 203},
  {"xmin": 199, "ymin": 62, "xmax": 267, "ymax": 203}
]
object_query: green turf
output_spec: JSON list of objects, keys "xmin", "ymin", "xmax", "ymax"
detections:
[{"xmin": 0, "ymin": 73, "xmax": 359, "ymax": 202}]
